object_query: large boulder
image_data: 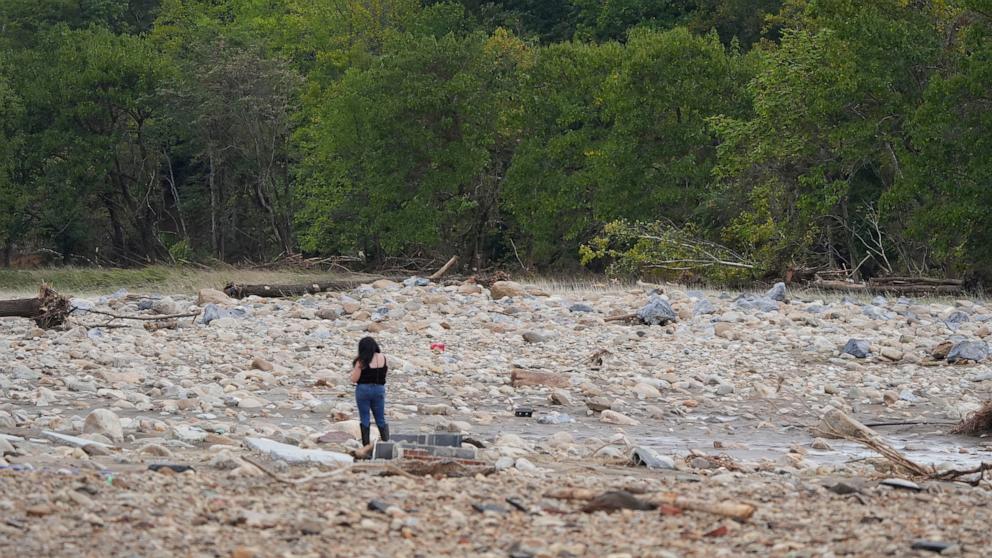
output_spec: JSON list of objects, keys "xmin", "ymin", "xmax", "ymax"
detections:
[
  {"xmin": 83, "ymin": 409, "xmax": 123, "ymax": 444},
  {"xmin": 947, "ymin": 341, "xmax": 989, "ymax": 364},
  {"xmin": 490, "ymin": 281, "xmax": 528, "ymax": 299},
  {"xmin": 198, "ymin": 288, "xmax": 235, "ymax": 306},
  {"xmin": 637, "ymin": 296, "xmax": 677, "ymax": 326},
  {"xmin": 766, "ymin": 282, "xmax": 787, "ymax": 302},
  {"xmin": 842, "ymin": 339, "xmax": 871, "ymax": 359}
]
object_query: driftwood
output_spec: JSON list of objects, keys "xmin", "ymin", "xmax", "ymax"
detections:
[
  {"xmin": 604, "ymin": 313, "xmax": 638, "ymax": 323},
  {"xmin": 811, "ymin": 279, "xmax": 963, "ymax": 296},
  {"xmin": 0, "ymin": 285, "xmax": 71, "ymax": 329},
  {"xmin": 951, "ymin": 400, "xmax": 992, "ymax": 436},
  {"xmin": 429, "ymin": 256, "xmax": 459, "ymax": 281},
  {"xmin": 545, "ymin": 488, "xmax": 755, "ymax": 521},
  {"xmin": 223, "ymin": 279, "xmax": 374, "ymax": 299}
]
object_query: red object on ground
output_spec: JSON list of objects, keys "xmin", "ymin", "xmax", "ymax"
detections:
[{"xmin": 430, "ymin": 342, "xmax": 445, "ymax": 353}]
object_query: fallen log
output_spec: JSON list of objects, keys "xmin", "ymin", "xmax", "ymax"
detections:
[
  {"xmin": 811, "ymin": 280, "xmax": 963, "ymax": 296},
  {"xmin": 223, "ymin": 279, "xmax": 374, "ymax": 299},
  {"xmin": 0, "ymin": 285, "xmax": 71, "ymax": 329},
  {"xmin": 870, "ymin": 276, "xmax": 963, "ymax": 286},
  {"xmin": 428, "ymin": 256, "xmax": 459, "ymax": 281}
]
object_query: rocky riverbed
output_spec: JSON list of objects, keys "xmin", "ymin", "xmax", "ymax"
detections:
[{"xmin": 2, "ymin": 278, "xmax": 992, "ymax": 556}]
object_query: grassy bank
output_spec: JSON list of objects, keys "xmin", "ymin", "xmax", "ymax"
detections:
[{"xmin": 0, "ymin": 266, "xmax": 372, "ymax": 296}]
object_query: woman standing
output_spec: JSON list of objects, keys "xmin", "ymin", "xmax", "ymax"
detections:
[{"xmin": 350, "ymin": 336, "xmax": 389, "ymax": 446}]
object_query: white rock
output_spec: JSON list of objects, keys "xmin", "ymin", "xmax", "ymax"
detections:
[
  {"xmin": 83, "ymin": 409, "xmax": 123, "ymax": 444},
  {"xmin": 245, "ymin": 437, "xmax": 353, "ymax": 465},
  {"xmin": 600, "ymin": 410, "xmax": 639, "ymax": 426}
]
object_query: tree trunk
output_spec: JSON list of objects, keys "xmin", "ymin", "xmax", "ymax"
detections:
[
  {"xmin": 209, "ymin": 150, "xmax": 219, "ymax": 259},
  {"xmin": 223, "ymin": 279, "xmax": 383, "ymax": 299},
  {"xmin": 0, "ymin": 286, "xmax": 72, "ymax": 328}
]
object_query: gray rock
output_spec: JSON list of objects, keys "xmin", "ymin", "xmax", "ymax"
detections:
[
  {"xmin": 693, "ymin": 298, "xmax": 716, "ymax": 316},
  {"xmin": 152, "ymin": 297, "xmax": 180, "ymax": 315},
  {"xmin": 12, "ymin": 365, "xmax": 40, "ymax": 381},
  {"xmin": 537, "ymin": 412, "xmax": 573, "ymax": 425},
  {"xmin": 871, "ymin": 296, "xmax": 887, "ymax": 306},
  {"xmin": 735, "ymin": 296, "xmax": 779, "ymax": 313},
  {"xmin": 863, "ymin": 305, "xmax": 894, "ymax": 321},
  {"xmin": 83, "ymin": 409, "xmax": 123, "ymax": 444},
  {"xmin": 568, "ymin": 303, "xmax": 594, "ymax": 313},
  {"xmin": 945, "ymin": 311, "xmax": 970, "ymax": 329},
  {"xmin": 637, "ymin": 296, "xmax": 677, "ymax": 326},
  {"xmin": 842, "ymin": 339, "xmax": 871, "ymax": 359},
  {"xmin": 316, "ymin": 308, "xmax": 340, "ymax": 320},
  {"xmin": 202, "ymin": 304, "xmax": 249, "ymax": 325},
  {"xmin": 947, "ymin": 341, "xmax": 989, "ymax": 363},
  {"xmin": 630, "ymin": 447, "xmax": 676, "ymax": 470},
  {"xmin": 402, "ymin": 276, "xmax": 431, "ymax": 287},
  {"xmin": 522, "ymin": 331, "xmax": 551, "ymax": 344},
  {"xmin": 766, "ymin": 282, "xmax": 787, "ymax": 302}
]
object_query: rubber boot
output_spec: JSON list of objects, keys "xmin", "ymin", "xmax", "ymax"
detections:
[
  {"xmin": 377, "ymin": 424, "xmax": 390, "ymax": 443},
  {"xmin": 360, "ymin": 425, "xmax": 371, "ymax": 447}
]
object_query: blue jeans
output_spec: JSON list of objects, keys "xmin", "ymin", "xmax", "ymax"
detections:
[{"xmin": 355, "ymin": 384, "xmax": 387, "ymax": 428}]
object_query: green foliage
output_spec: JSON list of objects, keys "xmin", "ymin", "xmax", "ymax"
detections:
[
  {"xmin": 1, "ymin": 0, "xmax": 990, "ymax": 282},
  {"xmin": 580, "ymin": 220, "xmax": 758, "ymax": 282},
  {"xmin": 297, "ymin": 28, "xmax": 529, "ymax": 263}
]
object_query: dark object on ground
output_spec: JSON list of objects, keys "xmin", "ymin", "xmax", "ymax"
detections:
[
  {"xmin": 636, "ymin": 296, "xmax": 677, "ymax": 326},
  {"xmin": 951, "ymin": 400, "xmax": 992, "ymax": 435},
  {"xmin": 223, "ymin": 279, "xmax": 382, "ymax": 299},
  {"xmin": 367, "ymin": 500, "xmax": 390, "ymax": 513},
  {"xmin": 147, "ymin": 464, "xmax": 194, "ymax": 474},
  {"xmin": 910, "ymin": 540, "xmax": 953, "ymax": 553},
  {"xmin": 842, "ymin": 339, "xmax": 871, "ymax": 358},
  {"xmin": 505, "ymin": 497, "xmax": 528, "ymax": 512},
  {"xmin": 471, "ymin": 502, "xmax": 507, "ymax": 514},
  {"xmin": 0, "ymin": 285, "xmax": 71, "ymax": 329},
  {"xmin": 514, "ymin": 407, "xmax": 533, "ymax": 417},
  {"xmin": 581, "ymin": 491, "xmax": 657, "ymax": 513},
  {"xmin": 879, "ymin": 478, "xmax": 922, "ymax": 491}
]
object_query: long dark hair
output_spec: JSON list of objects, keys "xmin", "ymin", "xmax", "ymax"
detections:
[{"xmin": 353, "ymin": 336, "xmax": 381, "ymax": 369}]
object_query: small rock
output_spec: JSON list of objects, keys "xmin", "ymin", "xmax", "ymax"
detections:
[
  {"xmin": 630, "ymin": 447, "xmax": 675, "ymax": 470},
  {"xmin": 522, "ymin": 331, "xmax": 550, "ymax": 344},
  {"xmin": 251, "ymin": 357, "xmax": 274, "ymax": 372},
  {"xmin": 600, "ymin": 410, "xmax": 639, "ymax": 426},
  {"xmin": 881, "ymin": 347, "xmax": 904, "ymax": 362},
  {"xmin": 549, "ymin": 389, "xmax": 573, "ymax": 406},
  {"xmin": 83, "ymin": 409, "xmax": 123, "ymax": 444},
  {"xmin": 491, "ymin": 281, "xmax": 528, "ymax": 299}
]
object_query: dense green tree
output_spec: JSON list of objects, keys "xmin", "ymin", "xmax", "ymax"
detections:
[
  {"xmin": 711, "ymin": 0, "xmax": 943, "ymax": 275},
  {"xmin": 297, "ymin": 29, "xmax": 529, "ymax": 266}
]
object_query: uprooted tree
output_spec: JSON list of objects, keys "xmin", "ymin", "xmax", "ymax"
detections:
[
  {"xmin": 0, "ymin": 285, "xmax": 72, "ymax": 328},
  {"xmin": 580, "ymin": 220, "xmax": 758, "ymax": 282}
]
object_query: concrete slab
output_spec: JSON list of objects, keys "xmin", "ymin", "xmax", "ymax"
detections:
[{"xmin": 245, "ymin": 437, "xmax": 353, "ymax": 466}]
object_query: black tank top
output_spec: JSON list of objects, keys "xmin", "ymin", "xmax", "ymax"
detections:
[{"xmin": 357, "ymin": 357, "xmax": 388, "ymax": 385}]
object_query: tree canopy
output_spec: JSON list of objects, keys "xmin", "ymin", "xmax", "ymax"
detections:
[{"xmin": 2, "ymin": 0, "xmax": 990, "ymax": 281}]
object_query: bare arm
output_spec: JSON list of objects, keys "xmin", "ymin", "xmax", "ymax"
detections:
[{"xmin": 350, "ymin": 362, "xmax": 361, "ymax": 384}]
